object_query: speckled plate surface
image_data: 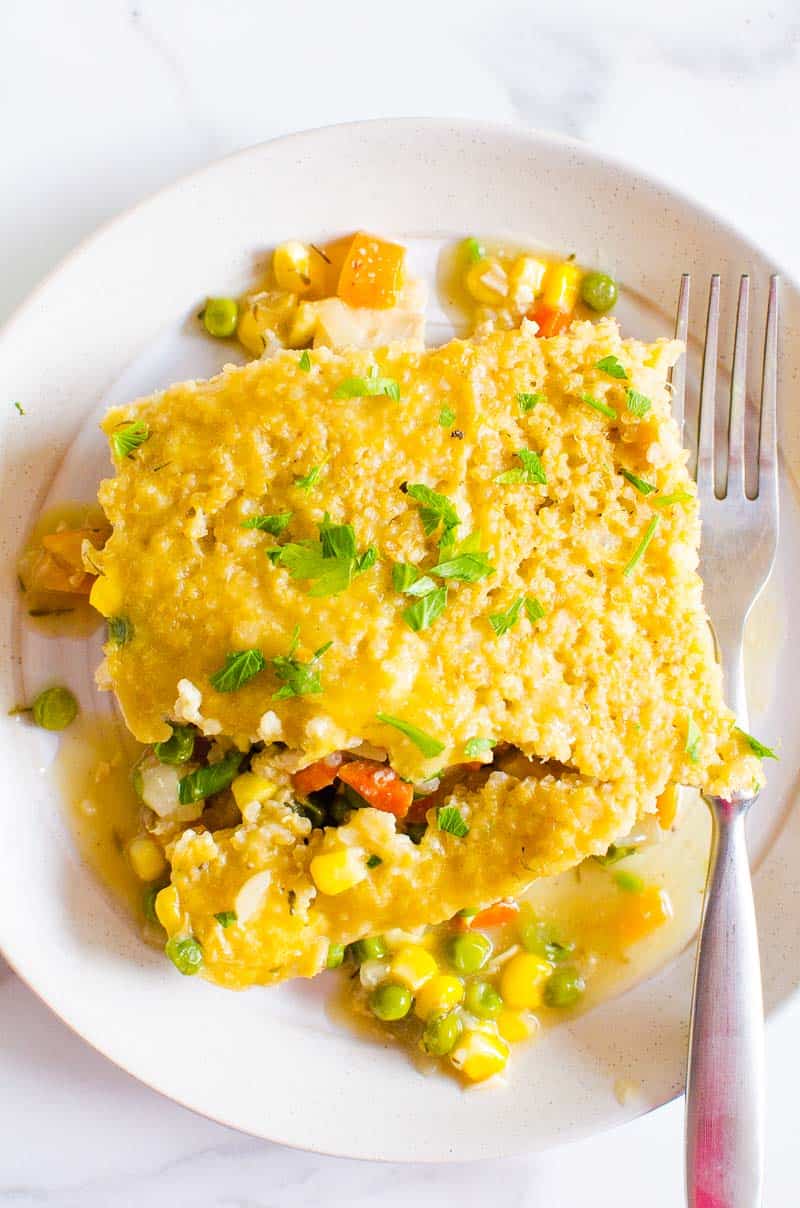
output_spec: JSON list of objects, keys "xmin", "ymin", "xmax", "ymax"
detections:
[{"xmin": 0, "ymin": 120, "xmax": 798, "ymax": 1161}]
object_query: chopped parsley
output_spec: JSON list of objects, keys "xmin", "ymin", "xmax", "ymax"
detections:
[
  {"xmin": 734, "ymin": 726, "xmax": 778, "ymax": 760},
  {"xmin": 626, "ymin": 388, "xmax": 652, "ymax": 417},
  {"xmin": 111, "ymin": 420, "xmax": 150, "ymax": 459},
  {"xmin": 277, "ymin": 514, "xmax": 377, "ymax": 596},
  {"xmin": 517, "ymin": 392, "xmax": 542, "ymax": 412},
  {"xmin": 293, "ymin": 459, "xmax": 328, "ymax": 492},
  {"xmin": 620, "ymin": 469, "xmax": 656, "ymax": 495},
  {"xmin": 298, "ymin": 350, "xmax": 311, "ymax": 371},
  {"xmin": 594, "ymin": 843, "xmax": 637, "ymax": 866},
  {"xmin": 375, "ymin": 713, "xmax": 445, "ymax": 758},
  {"xmin": 214, "ymin": 911, "xmax": 237, "ymax": 928},
  {"xmin": 271, "ymin": 626, "xmax": 332, "ymax": 699},
  {"xmin": 580, "ymin": 392, "xmax": 617, "ymax": 420},
  {"xmin": 430, "ymin": 544, "xmax": 495, "ymax": 583},
  {"xmin": 464, "ymin": 737, "xmax": 496, "ymax": 758},
  {"xmin": 209, "ymin": 649, "xmax": 267, "ymax": 692},
  {"xmin": 366, "ymin": 854, "xmax": 383, "ymax": 869},
  {"xmin": 463, "ymin": 237, "xmax": 484, "ymax": 263},
  {"xmin": 622, "ymin": 515, "xmax": 659, "ymax": 577},
  {"xmin": 242, "ymin": 511, "xmax": 293, "ymax": 534},
  {"xmin": 596, "ymin": 355, "xmax": 627, "ymax": 379},
  {"xmin": 653, "ymin": 491, "xmax": 694, "ymax": 509},
  {"xmin": 495, "ymin": 448, "xmax": 547, "ymax": 486},
  {"xmin": 403, "ymin": 585, "xmax": 448, "ymax": 632},
  {"xmin": 13, "ymin": 401, "xmax": 24, "ymax": 415},
  {"xmin": 392, "ymin": 563, "xmax": 436, "ymax": 596},
  {"xmin": 437, "ymin": 805, "xmax": 469, "ymax": 837},
  {"xmin": 178, "ymin": 749, "xmax": 244, "ymax": 804},
  {"xmin": 107, "ymin": 616, "xmax": 133, "ymax": 646},
  {"xmin": 333, "ymin": 366, "xmax": 400, "ymax": 402},
  {"xmin": 488, "ymin": 596, "xmax": 524, "ymax": 637},
  {"xmin": 685, "ymin": 714, "xmax": 702, "ymax": 763},
  {"xmin": 439, "ymin": 405, "xmax": 456, "ymax": 428},
  {"xmin": 524, "ymin": 596, "xmax": 546, "ymax": 622},
  {"xmin": 406, "ymin": 483, "xmax": 460, "ymax": 548}
]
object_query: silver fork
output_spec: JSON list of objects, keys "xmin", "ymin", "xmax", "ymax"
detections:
[{"xmin": 674, "ymin": 274, "xmax": 779, "ymax": 1207}]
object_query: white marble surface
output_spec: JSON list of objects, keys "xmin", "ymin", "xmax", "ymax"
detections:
[{"xmin": 1, "ymin": 1, "xmax": 798, "ymax": 1203}]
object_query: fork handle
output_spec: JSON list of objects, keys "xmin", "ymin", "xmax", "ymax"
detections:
[{"xmin": 685, "ymin": 795, "xmax": 765, "ymax": 1206}]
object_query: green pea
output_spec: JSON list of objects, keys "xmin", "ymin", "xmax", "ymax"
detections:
[
  {"xmin": 544, "ymin": 966, "xmax": 586, "ymax": 1008},
  {"xmin": 326, "ymin": 942, "xmax": 345, "ymax": 969},
  {"xmin": 203, "ymin": 296, "xmax": 239, "ymax": 338},
  {"xmin": 614, "ymin": 871, "xmax": 644, "ymax": 894},
  {"xmin": 519, "ymin": 919, "xmax": 575, "ymax": 964},
  {"xmin": 351, "ymin": 935, "xmax": 388, "ymax": 963},
  {"xmin": 153, "ymin": 724, "xmax": 195, "ymax": 765},
  {"xmin": 422, "ymin": 1010, "xmax": 463, "ymax": 1056},
  {"xmin": 165, "ymin": 935, "xmax": 203, "ymax": 976},
  {"xmin": 370, "ymin": 982, "xmax": 412, "ymax": 1021},
  {"xmin": 297, "ymin": 799, "xmax": 326, "ymax": 830},
  {"xmin": 449, "ymin": 932, "xmax": 492, "ymax": 975},
  {"xmin": 464, "ymin": 980, "xmax": 503, "ymax": 1019},
  {"xmin": 31, "ymin": 685, "xmax": 78, "ymax": 731},
  {"xmin": 580, "ymin": 271, "xmax": 618, "ymax": 314}
]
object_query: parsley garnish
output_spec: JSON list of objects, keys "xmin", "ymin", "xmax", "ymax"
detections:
[
  {"xmin": 298, "ymin": 351, "xmax": 311, "ymax": 371},
  {"xmin": 594, "ymin": 843, "xmax": 637, "ymax": 866},
  {"xmin": 734, "ymin": 726, "xmax": 778, "ymax": 760},
  {"xmin": 517, "ymin": 392, "xmax": 542, "ymax": 412},
  {"xmin": 392, "ymin": 563, "xmax": 435, "ymax": 596},
  {"xmin": 366, "ymin": 854, "xmax": 383, "ymax": 868},
  {"xmin": 439, "ymin": 406, "xmax": 456, "ymax": 428},
  {"xmin": 242, "ymin": 511, "xmax": 293, "ymax": 535},
  {"xmin": 489, "ymin": 596, "xmax": 524, "ymax": 636},
  {"xmin": 685, "ymin": 714, "xmax": 702, "ymax": 763},
  {"xmin": 406, "ymin": 483, "xmax": 460, "ymax": 548},
  {"xmin": 464, "ymin": 237, "xmax": 484, "ymax": 263},
  {"xmin": 107, "ymin": 616, "xmax": 133, "ymax": 646},
  {"xmin": 596, "ymin": 355, "xmax": 627, "ymax": 379},
  {"xmin": 375, "ymin": 713, "xmax": 445, "ymax": 758},
  {"xmin": 431, "ymin": 543, "xmax": 495, "ymax": 583},
  {"xmin": 524, "ymin": 597, "xmax": 545, "ymax": 622},
  {"xmin": 622, "ymin": 515, "xmax": 659, "ymax": 577},
  {"xmin": 626, "ymin": 389, "xmax": 652, "ymax": 417},
  {"xmin": 209, "ymin": 649, "xmax": 267, "ymax": 692},
  {"xmin": 178, "ymin": 749, "xmax": 244, "ymax": 804},
  {"xmin": 403, "ymin": 585, "xmax": 448, "ymax": 632},
  {"xmin": 271, "ymin": 626, "xmax": 331, "ymax": 699},
  {"xmin": 620, "ymin": 469, "xmax": 656, "ymax": 495},
  {"xmin": 495, "ymin": 448, "xmax": 547, "ymax": 486},
  {"xmin": 437, "ymin": 805, "xmax": 469, "ymax": 837},
  {"xmin": 277, "ymin": 514, "xmax": 377, "ymax": 596},
  {"xmin": 580, "ymin": 393, "xmax": 617, "ymax": 420},
  {"xmin": 653, "ymin": 491, "xmax": 694, "ymax": 509},
  {"xmin": 215, "ymin": 911, "xmax": 237, "ymax": 928},
  {"xmin": 293, "ymin": 459, "xmax": 328, "ymax": 492},
  {"xmin": 333, "ymin": 366, "xmax": 400, "ymax": 402},
  {"xmin": 13, "ymin": 401, "xmax": 25, "ymax": 415},
  {"xmin": 111, "ymin": 420, "xmax": 150, "ymax": 459},
  {"xmin": 464, "ymin": 737, "xmax": 496, "ymax": 758}
]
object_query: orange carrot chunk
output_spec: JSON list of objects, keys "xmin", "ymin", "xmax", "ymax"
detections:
[
  {"xmin": 292, "ymin": 753, "xmax": 345, "ymax": 798},
  {"xmin": 336, "ymin": 232, "xmax": 405, "ymax": 309},
  {"xmin": 468, "ymin": 900, "xmax": 520, "ymax": 930},
  {"xmin": 526, "ymin": 301, "xmax": 573, "ymax": 337},
  {"xmin": 337, "ymin": 759, "xmax": 414, "ymax": 818}
]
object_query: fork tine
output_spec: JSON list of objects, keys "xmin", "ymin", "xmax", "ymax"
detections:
[
  {"xmin": 696, "ymin": 275, "xmax": 720, "ymax": 498},
  {"xmin": 672, "ymin": 273, "xmax": 690, "ymax": 439},
  {"xmin": 726, "ymin": 276, "xmax": 749, "ymax": 497},
  {"xmin": 756, "ymin": 275, "xmax": 779, "ymax": 501}
]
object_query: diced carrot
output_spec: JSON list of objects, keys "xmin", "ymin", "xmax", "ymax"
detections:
[
  {"xmin": 468, "ymin": 900, "xmax": 520, "ymax": 930},
  {"xmin": 336, "ymin": 759, "xmax": 414, "ymax": 818},
  {"xmin": 656, "ymin": 783, "xmax": 679, "ymax": 830},
  {"xmin": 336, "ymin": 232, "xmax": 405, "ymax": 309},
  {"xmin": 526, "ymin": 301, "xmax": 573, "ymax": 337},
  {"xmin": 616, "ymin": 885, "xmax": 674, "ymax": 947},
  {"xmin": 292, "ymin": 753, "xmax": 344, "ymax": 798},
  {"xmin": 27, "ymin": 553, "xmax": 93, "ymax": 594}
]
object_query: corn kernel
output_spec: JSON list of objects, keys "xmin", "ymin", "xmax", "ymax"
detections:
[
  {"xmin": 616, "ymin": 885, "xmax": 673, "ymax": 947},
  {"xmin": 231, "ymin": 773, "xmax": 277, "ymax": 810},
  {"xmin": 89, "ymin": 574, "xmax": 123, "ymax": 617},
  {"xmin": 465, "ymin": 257, "xmax": 509, "ymax": 305},
  {"xmin": 127, "ymin": 835, "xmax": 167, "ymax": 883},
  {"xmin": 542, "ymin": 261, "xmax": 582, "ymax": 312},
  {"xmin": 310, "ymin": 848, "xmax": 368, "ymax": 896},
  {"xmin": 287, "ymin": 301, "xmax": 318, "ymax": 348},
  {"xmin": 155, "ymin": 884, "xmax": 182, "ymax": 934},
  {"xmin": 273, "ymin": 241, "xmax": 321, "ymax": 296},
  {"xmin": 236, "ymin": 303, "xmax": 267, "ymax": 357},
  {"xmin": 414, "ymin": 974, "xmax": 464, "ymax": 1019},
  {"xmin": 508, "ymin": 256, "xmax": 546, "ymax": 308},
  {"xmin": 390, "ymin": 945, "xmax": 438, "ymax": 991},
  {"xmin": 450, "ymin": 1029, "xmax": 510, "ymax": 1082},
  {"xmin": 497, "ymin": 1008, "xmax": 539, "ymax": 1044},
  {"xmin": 500, "ymin": 952, "xmax": 552, "ymax": 1009}
]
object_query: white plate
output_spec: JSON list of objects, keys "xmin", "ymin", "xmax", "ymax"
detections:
[{"xmin": 0, "ymin": 119, "xmax": 798, "ymax": 1163}]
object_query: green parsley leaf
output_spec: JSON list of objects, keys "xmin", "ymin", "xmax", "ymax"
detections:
[
  {"xmin": 402, "ymin": 585, "xmax": 448, "ymax": 632},
  {"xmin": 271, "ymin": 626, "xmax": 331, "ymax": 699},
  {"xmin": 524, "ymin": 596, "xmax": 546, "ymax": 623},
  {"xmin": 734, "ymin": 726, "xmax": 778, "ymax": 760},
  {"xmin": 596, "ymin": 355, "xmax": 627, "ymax": 380},
  {"xmin": 319, "ymin": 514, "xmax": 357, "ymax": 560},
  {"xmin": 620, "ymin": 469, "xmax": 656, "ymax": 495},
  {"xmin": 298, "ymin": 351, "xmax": 311, "ymax": 371},
  {"xmin": 13, "ymin": 401, "xmax": 25, "ymax": 415},
  {"xmin": 333, "ymin": 373, "xmax": 400, "ymax": 402},
  {"xmin": 622, "ymin": 515, "xmax": 660, "ymax": 577},
  {"xmin": 517, "ymin": 392, "xmax": 542, "ymax": 413},
  {"xmin": 277, "ymin": 516, "xmax": 377, "ymax": 597},
  {"xmin": 293, "ymin": 459, "xmax": 328, "ymax": 492},
  {"xmin": 392, "ymin": 563, "xmax": 422, "ymax": 592},
  {"xmin": 580, "ymin": 393, "xmax": 617, "ymax": 420},
  {"xmin": 178, "ymin": 749, "xmax": 244, "ymax": 804},
  {"xmin": 594, "ymin": 843, "xmax": 637, "ymax": 866},
  {"xmin": 214, "ymin": 911, "xmax": 237, "ymax": 928},
  {"xmin": 355, "ymin": 546, "xmax": 378, "ymax": 573},
  {"xmin": 614, "ymin": 870, "xmax": 644, "ymax": 894},
  {"xmin": 107, "ymin": 616, "xmax": 133, "ymax": 646},
  {"xmin": 406, "ymin": 483, "xmax": 460, "ymax": 548},
  {"xmin": 626, "ymin": 388, "xmax": 652, "ymax": 417},
  {"xmin": 242, "ymin": 511, "xmax": 293, "ymax": 534},
  {"xmin": 495, "ymin": 448, "xmax": 547, "ymax": 486},
  {"xmin": 431, "ymin": 547, "xmax": 495, "ymax": 583},
  {"xmin": 685, "ymin": 714, "xmax": 702, "ymax": 764},
  {"xmin": 437, "ymin": 805, "xmax": 469, "ymax": 838},
  {"xmin": 439, "ymin": 406, "xmax": 456, "ymax": 428},
  {"xmin": 111, "ymin": 420, "xmax": 150, "ymax": 459},
  {"xmin": 488, "ymin": 596, "xmax": 524, "ymax": 637},
  {"xmin": 652, "ymin": 491, "xmax": 694, "ymax": 509},
  {"xmin": 464, "ymin": 737, "xmax": 496, "ymax": 758},
  {"xmin": 375, "ymin": 713, "xmax": 445, "ymax": 758},
  {"xmin": 265, "ymin": 548, "xmax": 282, "ymax": 563},
  {"xmin": 209, "ymin": 649, "xmax": 267, "ymax": 692},
  {"xmin": 366, "ymin": 854, "xmax": 383, "ymax": 869}
]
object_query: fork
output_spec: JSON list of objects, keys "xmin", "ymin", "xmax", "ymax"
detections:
[{"xmin": 673, "ymin": 274, "xmax": 779, "ymax": 1207}]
